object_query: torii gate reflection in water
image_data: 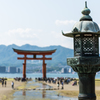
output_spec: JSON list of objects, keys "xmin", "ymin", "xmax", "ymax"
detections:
[{"xmin": 13, "ymin": 48, "xmax": 56, "ymax": 79}]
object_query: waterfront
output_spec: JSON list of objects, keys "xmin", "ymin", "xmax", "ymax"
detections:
[
  {"xmin": 0, "ymin": 73, "xmax": 100, "ymax": 79},
  {"xmin": 13, "ymin": 79, "xmax": 78, "ymax": 100},
  {"xmin": 0, "ymin": 73, "xmax": 100, "ymax": 100}
]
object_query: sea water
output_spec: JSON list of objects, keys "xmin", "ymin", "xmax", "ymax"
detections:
[{"xmin": 0, "ymin": 73, "xmax": 100, "ymax": 79}]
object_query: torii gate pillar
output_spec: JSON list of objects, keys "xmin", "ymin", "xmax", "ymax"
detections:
[
  {"xmin": 23, "ymin": 55, "xmax": 26, "ymax": 79},
  {"xmin": 23, "ymin": 63, "xmax": 26, "ymax": 79},
  {"xmin": 42, "ymin": 63, "xmax": 46, "ymax": 79}
]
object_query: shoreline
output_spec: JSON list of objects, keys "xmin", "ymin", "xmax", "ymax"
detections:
[
  {"xmin": 38, "ymin": 79, "xmax": 100, "ymax": 100},
  {"xmin": 0, "ymin": 78, "xmax": 26, "ymax": 100},
  {"xmin": 0, "ymin": 78, "xmax": 100, "ymax": 100},
  {"xmin": 38, "ymin": 80, "xmax": 79, "ymax": 97}
]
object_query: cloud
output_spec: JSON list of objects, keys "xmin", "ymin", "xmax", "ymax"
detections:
[
  {"xmin": 37, "ymin": 30, "xmax": 73, "ymax": 49},
  {"xmin": 0, "ymin": 28, "xmax": 73, "ymax": 49},
  {"xmin": 98, "ymin": 24, "xmax": 100, "ymax": 28},
  {"xmin": 7, "ymin": 28, "xmax": 32, "ymax": 34},
  {"xmin": 6, "ymin": 28, "xmax": 37, "ymax": 38},
  {"xmin": 0, "ymin": 28, "xmax": 43, "ymax": 46},
  {"xmin": 55, "ymin": 20, "xmax": 76, "ymax": 26}
]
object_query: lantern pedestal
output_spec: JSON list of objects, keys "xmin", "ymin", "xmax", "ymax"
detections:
[
  {"xmin": 67, "ymin": 57, "xmax": 100, "ymax": 100},
  {"xmin": 78, "ymin": 73, "xmax": 96, "ymax": 100}
]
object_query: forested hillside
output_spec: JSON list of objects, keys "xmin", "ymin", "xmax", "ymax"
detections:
[{"xmin": 0, "ymin": 44, "xmax": 74, "ymax": 67}]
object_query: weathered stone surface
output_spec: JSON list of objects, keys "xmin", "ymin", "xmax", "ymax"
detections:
[{"xmin": 67, "ymin": 57, "xmax": 100, "ymax": 73}]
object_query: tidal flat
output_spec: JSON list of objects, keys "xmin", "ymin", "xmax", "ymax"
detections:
[{"xmin": 0, "ymin": 79, "xmax": 100, "ymax": 100}]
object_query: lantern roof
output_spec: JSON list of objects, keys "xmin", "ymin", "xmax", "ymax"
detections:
[{"xmin": 62, "ymin": 1, "xmax": 100, "ymax": 37}]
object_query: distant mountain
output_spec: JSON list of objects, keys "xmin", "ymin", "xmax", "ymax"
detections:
[{"xmin": 0, "ymin": 44, "xmax": 74, "ymax": 67}]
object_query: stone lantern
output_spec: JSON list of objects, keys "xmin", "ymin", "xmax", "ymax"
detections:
[{"xmin": 62, "ymin": 2, "xmax": 100, "ymax": 100}]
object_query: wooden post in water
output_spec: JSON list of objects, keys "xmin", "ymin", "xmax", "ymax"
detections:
[
  {"xmin": 42, "ymin": 55, "xmax": 46, "ymax": 78},
  {"xmin": 23, "ymin": 54, "xmax": 26, "ymax": 78}
]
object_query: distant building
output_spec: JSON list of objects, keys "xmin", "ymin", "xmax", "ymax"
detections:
[
  {"xmin": 0, "ymin": 66, "xmax": 6, "ymax": 73},
  {"xmin": 61, "ymin": 68, "xmax": 68, "ymax": 73},
  {"xmin": 17, "ymin": 68, "xmax": 21, "ymax": 73},
  {"xmin": 8, "ymin": 67, "xmax": 17, "ymax": 73},
  {"xmin": 39, "ymin": 69, "xmax": 42, "ymax": 73},
  {"xmin": 68, "ymin": 68, "xmax": 73, "ymax": 73}
]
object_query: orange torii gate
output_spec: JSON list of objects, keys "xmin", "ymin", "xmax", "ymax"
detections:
[{"xmin": 13, "ymin": 48, "xmax": 56, "ymax": 79}]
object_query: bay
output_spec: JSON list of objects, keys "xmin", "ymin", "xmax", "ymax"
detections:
[{"xmin": 0, "ymin": 73, "xmax": 99, "ymax": 79}]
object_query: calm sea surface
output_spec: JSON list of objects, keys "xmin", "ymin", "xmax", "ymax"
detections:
[{"xmin": 0, "ymin": 73, "xmax": 99, "ymax": 79}]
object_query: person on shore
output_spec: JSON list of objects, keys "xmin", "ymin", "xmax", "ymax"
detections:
[
  {"xmin": 57, "ymin": 81, "xmax": 59, "ymax": 89},
  {"xmin": 2, "ymin": 80, "xmax": 4, "ymax": 87},
  {"xmin": 11, "ymin": 81, "xmax": 14, "ymax": 89},
  {"xmin": 61, "ymin": 81, "xmax": 64, "ymax": 89},
  {"xmin": 72, "ymin": 80, "xmax": 77, "ymax": 86},
  {"xmin": 5, "ymin": 81, "xmax": 6, "ymax": 87}
]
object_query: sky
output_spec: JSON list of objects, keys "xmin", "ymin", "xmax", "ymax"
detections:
[{"xmin": 0, "ymin": 0, "xmax": 100, "ymax": 49}]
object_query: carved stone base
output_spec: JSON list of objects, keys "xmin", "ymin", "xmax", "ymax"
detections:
[
  {"xmin": 67, "ymin": 57, "xmax": 100, "ymax": 100},
  {"xmin": 67, "ymin": 57, "xmax": 100, "ymax": 73}
]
